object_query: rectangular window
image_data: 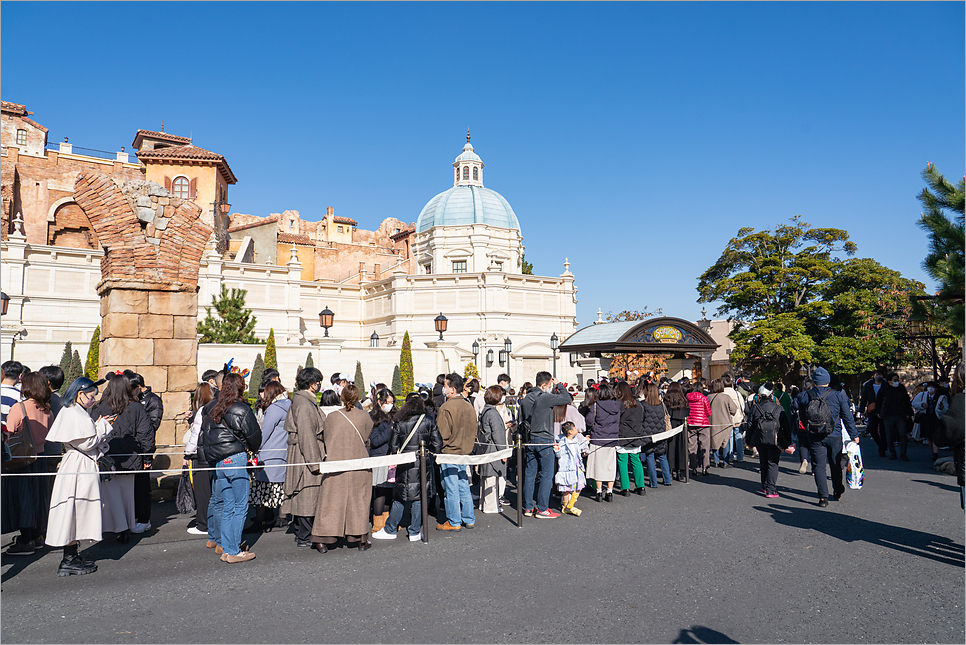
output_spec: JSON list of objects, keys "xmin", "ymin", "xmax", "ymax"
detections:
[
  {"xmin": 423, "ymin": 263, "xmax": 432, "ymax": 274},
  {"xmin": 452, "ymin": 260, "xmax": 467, "ymax": 273},
  {"xmin": 16, "ymin": 130, "xmax": 27, "ymax": 146},
  {"xmin": 494, "ymin": 261, "xmax": 503, "ymax": 271},
  {"xmin": 289, "ymin": 221, "xmax": 294, "ymax": 228},
  {"xmin": 337, "ymin": 225, "xmax": 344, "ymax": 233}
]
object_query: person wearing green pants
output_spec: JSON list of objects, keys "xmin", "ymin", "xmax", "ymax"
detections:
[{"xmin": 616, "ymin": 382, "xmax": 646, "ymax": 496}]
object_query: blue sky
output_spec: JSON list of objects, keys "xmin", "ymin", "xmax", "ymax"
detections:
[{"xmin": 3, "ymin": 2, "xmax": 963, "ymax": 327}]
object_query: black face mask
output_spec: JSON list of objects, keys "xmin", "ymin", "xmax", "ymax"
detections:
[{"xmin": 874, "ymin": 376, "xmax": 883, "ymax": 383}]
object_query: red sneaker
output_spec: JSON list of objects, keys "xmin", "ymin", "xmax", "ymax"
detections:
[{"xmin": 534, "ymin": 509, "xmax": 561, "ymax": 519}]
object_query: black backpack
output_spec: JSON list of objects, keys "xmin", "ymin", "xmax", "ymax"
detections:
[
  {"xmin": 516, "ymin": 403, "xmax": 531, "ymax": 444},
  {"xmin": 805, "ymin": 388, "xmax": 834, "ymax": 438},
  {"xmin": 752, "ymin": 399, "xmax": 782, "ymax": 446},
  {"xmin": 472, "ymin": 408, "xmax": 492, "ymax": 456}
]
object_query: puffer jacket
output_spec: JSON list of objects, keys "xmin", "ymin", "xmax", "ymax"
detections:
[
  {"xmin": 686, "ymin": 391, "xmax": 711, "ymax": 427},
  {"xmin": 585, "ymin": 400, "xmax": 621, "ymax": 447},
  {"xmin": 369, "ymin": 417, "xmax": 393, "ymax": 458},
  {"xmin": 199, "ymin": 401, "xmax": 262, "ymax": 465},
  {"xmin": 641, "ymin": 401, "xmax": 669, "ymax": 456},
  {"xmin": 389, "ymin": 412, "xmax": 443, "ymax": 502},
  {"xmin": 617, "ymin": 402, "xmax": 644, "ymax": 449}
]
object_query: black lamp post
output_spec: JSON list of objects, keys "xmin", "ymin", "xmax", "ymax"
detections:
[
  {"xmin": 502, "ymin": 337, "xmax": 512, "ymax": 378},
  {"xmin": 370, "ymin": 331, "xmax": 379, "ymax": 348},
  {"xmin": 319, "ymin": 306, "xmax": 334, "ymax": 337},
  {"xmin": 550, "ymin": 332, "xmax": 559, "ymax": 378},
  {"xmin": 434, "ymin": 312, "xmax": 448, "ymax": 341},
  {"xmin": 472, "ymin": 340, "xmax": 480, "ymax": 365},
  {"xmin": 0, "ymin": 292, "xmax": 8, "ymax": 317}
]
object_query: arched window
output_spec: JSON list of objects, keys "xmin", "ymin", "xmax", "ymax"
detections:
[
  {"xmin": 462, "ymin": 166, "xmax": 469, "ymax": 180},
  {"xmin": 172, "ymin": 176, "xmax": 189, "ymax": 199},
  {"xmin": 472, "ymin": 167, "xmax": 478, "ymax": 181}
]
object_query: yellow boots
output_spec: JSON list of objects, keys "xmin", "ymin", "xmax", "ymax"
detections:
[{"xmin": 562, "ymin": 493, "xmax": 582, "ymax": 516}]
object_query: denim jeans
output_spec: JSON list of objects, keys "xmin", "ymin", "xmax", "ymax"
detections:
[
  {"xmin": 732, "ymin": 427, "xmax": 745, "ymax": 461},
  {"xmin": 440, "ymin": 464, "xmax": 475, "ymax": 527},
  {"xmin": 522, "ymin": 444, "xmax": 555, "ymax": 512},
  {"xmin": 713, "ymin": 435, "xmax": 734, "ymax": 466},
  {"xmin": 645, "ymin": 452, "xmax": 672, "ymax": 487},
  {"xmin": 207, "ymin": 452, "xmax": 250, "ymax": 556},
  {"xmin": 385, "ymin": 499, "xmax": 422, "ymax": 536}
]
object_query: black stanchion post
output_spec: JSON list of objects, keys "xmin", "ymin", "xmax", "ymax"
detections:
[
  {"xmin": 515, "ymin": 433, "xmax": 523, "ymax": 528},
  {"xmin": 419, "ymin": 439, "xmax": 429, "ymax": 544},
  {"xmin": 682, "ymin": 425, "xmax": 689, "ymax": 484}
]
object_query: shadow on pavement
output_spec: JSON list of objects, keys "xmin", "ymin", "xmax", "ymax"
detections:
[
  {"xmin": 672, "ymin": 626, "xmax": 740, "ymax": 644},
  {"xmin": 910, "ymin": 478, "xmax": 959, "ymax": 493},
  {"xmin": 755, "ymin": 504, "xmax": 965, "ymax": 567}
]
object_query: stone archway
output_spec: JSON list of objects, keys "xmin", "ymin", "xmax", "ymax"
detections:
[
  {"xmin": 72, "ymin": 172, "xmax": 213, "ymax": 460},
  {"xmin": 48, "ymin": 199, "xmax": 99, "ymax": 249}
]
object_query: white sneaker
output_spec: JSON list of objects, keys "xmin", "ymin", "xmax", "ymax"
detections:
[
  {"xmin": 371, "ymin": 528, "xmax": 396, "ymax": 540},
  {"xmin": 409, "ymin": 532, "xmax": 423, "ymax": 542},
  {"xmin": 186, "ymin": 526, "xmax": 207, "ymax": 535},
  {"xmin": 482, "ymin": 508, "xmax": 503, "ymax": 514},
  {"xmin": 131, "ymin": 521, "xmax": 152, "ymax": 534}
]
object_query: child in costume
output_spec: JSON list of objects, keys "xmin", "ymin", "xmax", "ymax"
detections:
[{"xmin": 554, "ymin": 421, "xmax": 589, "ymax": 516}]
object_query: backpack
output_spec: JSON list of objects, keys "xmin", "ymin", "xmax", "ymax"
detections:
[
  {"xmin": 805, "ymin": 388, "xmax": 835, "ymax": 438},
  {"xmin": 752, "ymin": 399, "xmax": 782, "ymax": 447},
  {"xmin": 472, "ymin": 409, "xmax": 492, "ymax": 456},
  {"xmin": 516, "ymin": 404, "xmax": 531, "ymax": 444}
]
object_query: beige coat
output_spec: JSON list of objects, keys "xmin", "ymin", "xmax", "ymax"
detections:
[
  {"xmin": 281, "ymin": 390, "xmax": 326, "ymax": 518},
  {"xmin": 311, "ymin": 406, "xmax": 373, "ymax": 538},
  {"xmin": 708, "ymin": 392, "xmax": 738, "ymax": 451}
]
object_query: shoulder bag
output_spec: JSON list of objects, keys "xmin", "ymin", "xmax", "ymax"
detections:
[
  {"xmin": 388, "ymin": 414, "xmax": 426, "ymax": 483},
  {"xmin": 5, "ymin": 402, "xmax": 38, "ymax": 472}
]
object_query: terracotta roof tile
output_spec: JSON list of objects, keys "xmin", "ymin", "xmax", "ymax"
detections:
[
  {"xmin": 132, "ymin": 129, "xmax": 192, "ymax": 146},
  {"xmin": 21, "ymin": 117, "xmax": 48, "ymax": 133},
  {"xmin": 333, "ymin": 216, "xmax": 357, "ymax": 225},
  {"xmin": 390, "ymin": 227, "xmax": 415, "ymax": 240},
  {"xmin": 228, "ymin": 216, "xmax": 279, "ymax": 233},
  {"xmin": 1, "ymin": 101, "xmax": 28, "ymax": 115},
  {"xmin": 137, "ymin": 144, "xmax": 238, "ymax": 184},
  {"xmin": 278, "ymin": 232, "xmax": 314, "ymax": 245}
]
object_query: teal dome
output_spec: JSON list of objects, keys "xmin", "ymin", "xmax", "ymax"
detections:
[{"xmin": 416, "ymin": 185, "xmax": 520, "ymax": 233}]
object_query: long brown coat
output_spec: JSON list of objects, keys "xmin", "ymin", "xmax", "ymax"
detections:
[
  {"xmin": 311, "ymin": 406, "xmax": 373, "ymax": 538},
  {"xmin": 281, "ymin": 390, "xmax": 326, "ymax": 518},
  {"xmin": 708, "ymin": 392, "xmax": 738, "ymax": 451}
]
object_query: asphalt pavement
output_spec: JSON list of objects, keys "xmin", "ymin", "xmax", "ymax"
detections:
[{"xmin": 2, "ymin": 438, "xmax": 963, "ymax": 644}]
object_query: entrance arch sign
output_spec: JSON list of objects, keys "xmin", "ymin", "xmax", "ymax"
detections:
[{"xmin": 558, "ymin": 316, "xmax": 718, "ymax": 356}]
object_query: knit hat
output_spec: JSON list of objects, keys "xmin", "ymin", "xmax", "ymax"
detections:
[{"xmin": 812, "ymin": 367, "xmax": 831, "ymax": 385}]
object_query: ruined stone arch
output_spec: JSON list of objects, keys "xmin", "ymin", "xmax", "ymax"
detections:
[{"xmin": 48, "ymin": 197, "xmax": 99, "ymax": 249}]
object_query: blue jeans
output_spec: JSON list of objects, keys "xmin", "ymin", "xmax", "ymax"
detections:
[
  {"xmin": 523, "ymin": 444, "xmax": 555, "ymax": 512},
  {"xmin": 713, "ymin": 435, "xmax": 734, "ymax": 465},
  {"xmin": 207, "ymin": 452, "xmax": 250, "ymax": 556},
  {"xmin": 733, "ymin": 427, "xmax": 745, "ymax": 461},
  {"xmin": 440, "ymin": 464, "xmax": 475, "ymax": 527},
  {"xmin": 385, "ymin": 499, "xmax": 422, "ymax": 536},
  {"xmin": 645, "ymin": 452, "xmax": 672, "ymax": 487}
]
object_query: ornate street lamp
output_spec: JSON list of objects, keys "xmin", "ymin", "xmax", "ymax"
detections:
[
  {"xmin": 0, "ymin": 292, "xmax": 9, "ymax": 317},
  {"xmin": 472, "ymin": 340, "xmax": 480, "ymax": 365},
  {"xmin": 501, "ymin": 337, "xmax": 512, "ymax": 378},
  {"xmin": 486, "ymin": 349, "xmax": 494, "ymax": 367},
  {"xmin": 434, "ymin": 312, "xmax": 448, "ymax": 341},
  {"xmin": 370, "ymin": 331, "xmax": 379, "ymax": 348},
  {"xmin": 550, "ymin": 332, "xmax": 559, "ymax": 378},
  {"xmin": 319, "ymin": 306, "xmax": 334, "ymax": 337}
]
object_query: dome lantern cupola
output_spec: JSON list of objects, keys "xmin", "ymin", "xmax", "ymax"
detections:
[{"xmin": 453, "ymin": 130, "xmax": 484, "ymax": 187}]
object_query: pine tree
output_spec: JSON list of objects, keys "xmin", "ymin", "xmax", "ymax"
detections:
[
  {"xmin": 354, "ymin": 361, "xmax": 365, "ymax": 394},
  {"xmin": 400, "ymin": 331, "xmax": 414, "ymax": 395},
  {"xmin": 917, "ymin": 163, "xmax": 965, "ymax": 337},
  {"xmin": 85, "ymin": 326, "xmax": 100, "ymax": 381},
  {"xmin": 521, "ymin": 253, "xmax": 534, "ymax": 275},
  {"xmin": 248, "ymin": 353, "xmax": 265, "ymax": 398},
  {"xmin": 391, "ymin": 365, "xmax": 402, "ymax": 396},
  {"xmin": 264, "ymin": 329, "xmax": 278, "ymax": 370},
  {"xmin": 64, "ymin": 349, "xmax": 83, "ymax": 391},
  {"xmin": 305, "ymin": 352, "xmax": 314, "ymax": 369},
  {"xmin": 196, "ymin": 284, "xmax": 259, "ymax": 344},
  {"xmin": 58, "ymin": 342, "xmax": 73, "ymax": 396}
]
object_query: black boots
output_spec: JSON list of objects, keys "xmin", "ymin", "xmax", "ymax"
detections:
[
  {"xmin": 58, "ymin": 555, "xmax": 97, "ymax": 577},
  {"xmin": 634, "ymin": 487, "xmax": 646, "ymax": 496}
]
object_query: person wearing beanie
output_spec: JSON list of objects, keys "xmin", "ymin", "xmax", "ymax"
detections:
[{"xmin": 796, "ymin": 367, "xmax": 859, "ymax": 507}]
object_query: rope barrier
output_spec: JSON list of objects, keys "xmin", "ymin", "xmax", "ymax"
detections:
[{"xmin": 435, "ymin": 448, "xmax": 513, "ymax": 466}]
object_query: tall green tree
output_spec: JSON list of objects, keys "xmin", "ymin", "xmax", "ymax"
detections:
[
  {"xmin": 58, "ymin": 342, "xmax": 73, "ymax": 396},
  {"xmin": 521, "ymin": 254, "xmax": 534, "ymax": 275},
  {"xmin": 64, "ymin": 349, "xmax": 83, "ymax": 391},
  {"xmin": 698, "ymin": 217, "xmax": 924, "ymax": 382},
  {"xmin": 264, "ymin": 329, "xmax": 278, "ymax": 370},
  {"xmin": 197, "ymin": 285, "xmax": 259, "ymax": 344},
  {"xmin": 354, "ymin": 361, "xmax": 365, "ymax": 394},
  {"xmin": 305, "ymin": 352, "xmax": 314, "ymax": 369},
  {"xmin": 391, "ymin": 365, "xmax": 402, "ymax": 396},
  {"xmin": 84, "ymin": 326, "xmax": 100, "ymax": 381},
  {"xmin": 400, "ymin": 332, "xmax": 414, "ymax": 395},
  {"xmin": 916, "ymin": 163, "xmax": 965, "ymax": 337},
  {"xmin": 248, "ymin": 353, "xmax": 265, "ymax": 398}
]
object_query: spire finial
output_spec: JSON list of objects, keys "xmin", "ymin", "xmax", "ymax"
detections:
[
  {"xmin": 160, "ymin": 119, "xmax": 164, "ymax": 133},
  {"xmin": 466, "ymin": 128, "xmax": 471, "ymax": 143}
]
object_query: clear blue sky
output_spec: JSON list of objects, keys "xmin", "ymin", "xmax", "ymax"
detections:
[{"xmin": 3, "ymin": 2, "xmax": 963, "ymax": 327}]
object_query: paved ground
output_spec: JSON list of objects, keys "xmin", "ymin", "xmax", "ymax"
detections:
[{"xmin": 2, "ymin": 438, "xmax": 963, "ymax": 644}]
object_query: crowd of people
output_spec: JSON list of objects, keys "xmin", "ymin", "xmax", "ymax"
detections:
[{"xmin": 2, "ymin": 356, "xmax": 964, "ymax": 577}]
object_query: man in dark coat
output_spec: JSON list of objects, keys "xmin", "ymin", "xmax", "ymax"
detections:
[
  {"xmin": 519, "ymin": 371, "xmax": 572, "ymax": 518},
  {"xmin": 859, "ymin": 370, "xmax": 888, "ymax": 457},
  {"xmin": 123, "ymin": 371, "xmax": 163, "ymax": 532}
]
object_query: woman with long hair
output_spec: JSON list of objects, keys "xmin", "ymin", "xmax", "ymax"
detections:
[
  {"xmin": 640, "ymin": 382, "xmax": 673, "ymax": 488},
  {"xmin": 707, "ymin": 379, "xmax": 738, "ymax": 468},
  {"xmin": 584, "ymin": 381, "xmax": 620, "ymax": 502},
  {"xmin": 89, "ymin": 372, "xmax": 152, "ymax": 542},
  {"xmin": 199, "ymin": 372, "xmax": 261, "ymax": 563},
  {"xmin": 249, "ymin": 380, "xmax": 290, "ymax": 532},
  {"xmin": 311, "ymin": 384, "xmax": 374, "ymax": 552},
  {"xmin": 663, "ymin": 382, "xmax": 690, "ymax": 481},
  {"xmin": 369, "ymin": 388, "xmax": 396, "ymax": 534},
  {"xmin": 2, "ymin": 372, "xmax": 54, "ymax": 555},
  {"xmin": 686, "ymin": 381, "xmax": 713, "ymax": 476},
  {"xmin": 478, "ymin": 385, "xmax": 512, "ymax": 513},
  {"xmin": 183, "ymin": 382, "xmax": 215, "ymax": 536},
  {"xmin": 43, "ymin": 376, "xmax": 111, "ymax": 575},
  {"xmin": 615, "ymin": 381, "xmax": 646, "ymax": 496}
]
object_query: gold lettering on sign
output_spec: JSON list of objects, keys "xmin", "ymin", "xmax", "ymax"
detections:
[{"xmin": 652, "ymin": 326, "xmax": 683, "ymax": 344}]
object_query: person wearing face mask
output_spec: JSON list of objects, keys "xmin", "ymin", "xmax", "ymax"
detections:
[
  {"xmin": 859, "ymin": 370, "xmax": 888, "ymax": 457},
  {"xmin": 435, "ymin": 373, "xmax": 478, "ymax": 531},
  {"xmin": 874, "ymin": 372, "xmax": 914, "ymax": 461},
  {"xmin": 914, "ymin": 381, "xmax": 946, "ymax": 462},
  {"xmin": 368, "ymin": 389, "xmax": 396, "ymax": 533},
  {"xmin": 281, "ymin": 367, "xmax": 326, "ymax": 550},
  {"xmin": 42, "ymin": 377, "xmax": 111, "ymax": 576},
  {"xmin": 478, "ymin": 386, "xmax": 512, "ymax": 514},
  {"xmin": 520, "ymin": 371, "xmax": 573, "ymax": 517}
]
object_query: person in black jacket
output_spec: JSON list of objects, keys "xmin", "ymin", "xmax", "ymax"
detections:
[
  {"xmin": 368, "ymin": 389, "xmax": 396, "ymax": 534},
  {"xmin": 372, "ymin": 393, "xmax": 442, "ymax": 541},
  {"xmin": 859, "ymin": 370, "xmax": 888, "ymax": 457},
  {"xmin": 747, "ymin": 383, "xmax": 792, "ymax": 498},
  {"xmin": 615, "ymin": 381, "xmax": 645, "ymax": 496},
  {"xmin": 125, "ymin": 370, "xmax": 163, "ymax": 531},
  {"xmin": 199, "ymin": 373, "xmax": 261, "ymax": 564},
  {"xmin": 520, "ymin": 371, "xmax": 573, "ymax": 517},
  {"xmin": 875, "ymin": 372, "xmax": 914, "ymax": 461},
  {"xmin": 90, "ymin": 372, "xmax": 154, "ymax": 542}
]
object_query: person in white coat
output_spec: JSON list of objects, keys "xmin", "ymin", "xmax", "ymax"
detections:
[{"xmin": 44, "ymin": 377, "xmax": 111, "ymax": 577}]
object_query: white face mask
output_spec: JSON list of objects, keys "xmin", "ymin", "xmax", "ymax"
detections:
[
  {"xmin": 927, "ymin": 387, "xmax": 936, "ymax": 394},
  {"xmin": 381, "ymin": 403, "xmax": 394, "ymax": 413},
  {"xmin": 891, "ymin": 381, "xmax": 900, "ymax": 388}
]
